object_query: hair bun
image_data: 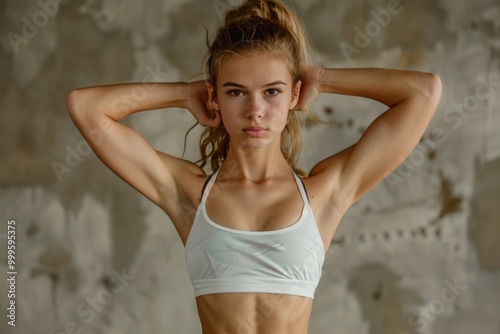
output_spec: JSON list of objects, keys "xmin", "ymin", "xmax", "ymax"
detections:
[{"xmin": 225, "ymin": 1, "xmax": 300, "ymax": 39}]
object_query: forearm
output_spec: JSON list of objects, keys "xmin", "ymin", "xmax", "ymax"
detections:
[
  {"xmin": 67, "ymin": 82, "xmax": 188, "ymax": 121},
  {"xmin": 318, "ymin": 68, "xmax": 441, "ymax": 107}
]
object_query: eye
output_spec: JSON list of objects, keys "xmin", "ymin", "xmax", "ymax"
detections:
[
  {"xmin": 227, "ymin": 90, "xmax": 243, "ymax": 96},
  {"xmin": 266, "ymin": 89, "xmax": 281, "ymax": 96}
]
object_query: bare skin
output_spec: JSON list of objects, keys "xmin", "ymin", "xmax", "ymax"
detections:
[{"xmin": 67, "ymin": 52, "xmax": 441, "ymax": 333}]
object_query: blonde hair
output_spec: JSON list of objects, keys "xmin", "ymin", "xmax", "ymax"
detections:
[{"xmin": 196, "ymin": 0, "xmax": 314, "ymax": 176}]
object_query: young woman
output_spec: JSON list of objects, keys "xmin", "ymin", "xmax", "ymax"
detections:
[{"xmin": 66, "ymin": 0, "xmax": 442, "ymax": 333}]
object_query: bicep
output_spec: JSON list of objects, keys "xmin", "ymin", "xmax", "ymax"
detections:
[
  {"xmin": 71, "ymin": 110, "xmax": 176, "ymax": 206},
  {"xmin": 311, "ymin": 94, "xmax": 440, "ymax": 205},
  {"xmin": 343, "ymin": 96, "xmax": 439, "ymax": 201}
]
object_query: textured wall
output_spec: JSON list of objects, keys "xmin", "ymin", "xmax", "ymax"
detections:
[{"xmin": 1, "ymin": 0, "xmax": 499, "ymax": 333}]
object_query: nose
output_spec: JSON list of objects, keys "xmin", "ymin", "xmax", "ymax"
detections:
[{"xmin": 246, "ymin": 95, "xmax": 264, "ymax": 119}]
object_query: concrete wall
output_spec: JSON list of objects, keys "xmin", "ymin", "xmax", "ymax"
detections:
[{"xmin": 1, "ymin": 0, "xmax": 499, "ymax": 333}]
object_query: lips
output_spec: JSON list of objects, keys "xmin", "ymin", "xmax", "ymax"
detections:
[{"xmin": 243, "ymin": 126, "xmax": 267, "ymax": 137}]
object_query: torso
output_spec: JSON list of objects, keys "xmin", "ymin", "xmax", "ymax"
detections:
[{"xmin": 167, "ymin": 168, "xmax": 347, "ymax": 334}]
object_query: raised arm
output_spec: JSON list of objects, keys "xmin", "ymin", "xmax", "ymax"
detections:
[
  {"xmin": 305, "ymin": 67, "xmax": 442, "ymax": 205},
  {"xmin": 66, "ymin": 80, "xmax": 220, "ymax": 213}
]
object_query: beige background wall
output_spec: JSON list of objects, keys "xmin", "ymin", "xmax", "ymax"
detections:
[{"xmin": 1, "ymin": 0, "xmax": 499, "ymax": 333}]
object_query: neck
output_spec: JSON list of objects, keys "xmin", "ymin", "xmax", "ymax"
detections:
[{"xmin": 220, "ymin": 140, "xmax": 291, "ymax": 183}]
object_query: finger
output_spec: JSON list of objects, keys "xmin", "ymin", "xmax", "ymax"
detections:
[
  {"xmin": 295, "ymin": 87, "xmax": 319, "ymax": 111},
  {"xmin": 204, "ymin": 109, "xmax": 221, "ymax": 128},
  {"xmin": 212, "ymin": 109, "xmax": 222, "ymax": 126},
  {"xmin": 292, "ymin": 94, "xmax": 309, "ymax": 112}
]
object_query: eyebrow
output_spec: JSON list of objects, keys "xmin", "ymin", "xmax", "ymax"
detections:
[{"xmin": 222, "ymin": 80, "xmax": 287, "ymax": 88}]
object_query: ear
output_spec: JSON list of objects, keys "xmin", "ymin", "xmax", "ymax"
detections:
[
  {"xmin": 290, "ymin": 80, "xmax": 302, "ymax": 110},
  {"xmin": 207, "ymin": 83, "xmax": 220, "ymax": 111}
]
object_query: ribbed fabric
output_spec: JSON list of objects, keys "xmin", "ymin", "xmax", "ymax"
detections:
[{"xmin": 185, "ymin": 168, "xmax": 325, "ymax": 299}]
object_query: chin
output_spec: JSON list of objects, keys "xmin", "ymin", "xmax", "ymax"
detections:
[
  {"xmin": 237, "ymin": 139, "xmax": 267, "ymax": 150},
  {"xmin": 236, "ymin": 136, "xmax": 280, "ymax": 151}
]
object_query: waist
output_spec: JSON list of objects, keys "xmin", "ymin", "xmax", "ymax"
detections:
[{"xmin": 195, "ymin": 292, "xmax": 313, "ymax": 334}]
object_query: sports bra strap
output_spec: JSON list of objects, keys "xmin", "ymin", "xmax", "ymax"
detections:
[
  {"xmin": 293, "ymin": 173, "xmax": 310, "ymax": 204},
  {"xmin": 200, "ymin": 168, "xmax": 309, "ymax": 204},
  {"xmin": 200, "ymin": 168, "xmax": 220, "ymax": 204}
]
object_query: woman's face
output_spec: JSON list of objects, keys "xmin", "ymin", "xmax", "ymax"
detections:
[{"xmin": 210, "ymin": 52, "xmax": 301, "ymax": 151}]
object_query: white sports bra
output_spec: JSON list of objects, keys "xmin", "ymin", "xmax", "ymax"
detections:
[{"xmin": 184, "ymin": 168, "xmax": 325, "ymax": 299}]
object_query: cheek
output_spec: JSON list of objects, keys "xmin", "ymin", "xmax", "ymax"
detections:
[
  {"xmin": 218, "ymin": 103, "xmax": 241, "ymax": 126},
  {"xmin": 269, "ymin": 109, "xmax": 289, "ymax": 131}
]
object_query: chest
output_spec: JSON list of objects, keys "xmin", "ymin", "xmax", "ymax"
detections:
[{"xmin": 204, "ymin": 180, "xmax": 305, "ymax": 232}]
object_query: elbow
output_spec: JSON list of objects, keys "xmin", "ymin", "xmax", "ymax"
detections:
[
  {"xmin": 66, "ymin": 89, "xmax": 85, "ymax": 119},
  {"xmin": 420, "ymin": 72, "xmax": 442, "ymax": 102},
  {"xmin": 66, "ymin": 88, "xmax": 97, "ymax": 125},
  {"xmin": 404, "ymin": 72, "xmax": 442, "ymax": 110}
]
